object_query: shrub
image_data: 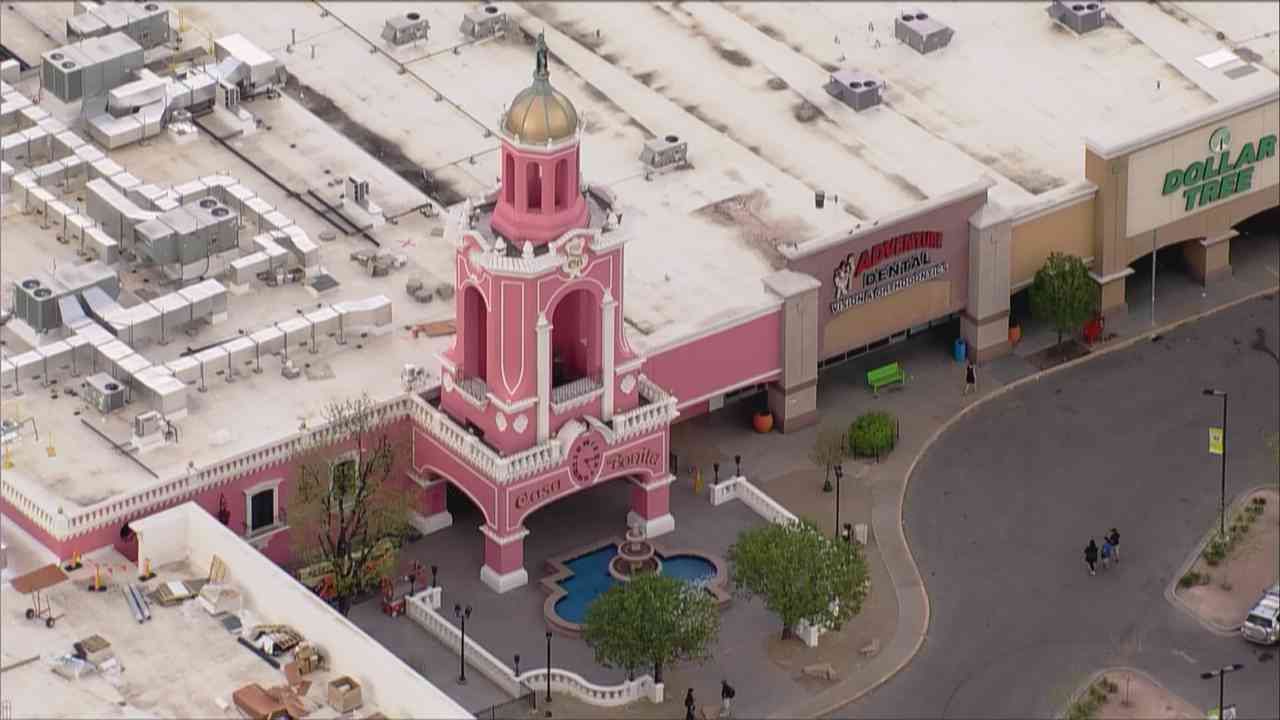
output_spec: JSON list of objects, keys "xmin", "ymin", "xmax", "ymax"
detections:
[
  {"xmin": 1102, "ymin": 677, "xmax": 1119, "ymax": 694},
  {"xmin": 1179, "ymin": 571, "xmax": 1200, "ymax": 588},
  {"xmin": 1253, "ymin": 496, "xmax": 1268, "ymax": 507},
  {"xmin": 848, "ymin": 411, "xmax": 898, "ymax": 460}
]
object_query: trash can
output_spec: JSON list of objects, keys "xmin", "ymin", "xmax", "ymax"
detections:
[{"xmin": 953, "ymin": 338, "xmax": 967, "ymax": 363}]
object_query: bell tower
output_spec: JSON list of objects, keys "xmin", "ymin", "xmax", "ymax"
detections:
[
  {"xmin": 489, "ymin": 32, "xmax": 590, "ymax": 247},
  {"xmin": 438, "ymin": 33, "xmax": 644, "ymax": 456}
]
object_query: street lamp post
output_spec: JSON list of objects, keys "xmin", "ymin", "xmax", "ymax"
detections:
[
  {"xmin": 1204, "ymin": 389, "xmax": 1228, "ymax": 538},
  {"xmin": 1200, "ymin": 663, "xmax": 1244, "ymax": 719},
  {"xmin": 834, "ymin": 464, "xmax": 844, "ymax": 540},
  {"xmin": 545, "ymin": 630, "xmax": 553, "ymax": 715},
  {"xmin": 454, "ymin": 604, "xmax": 472, "ymax": 684}
]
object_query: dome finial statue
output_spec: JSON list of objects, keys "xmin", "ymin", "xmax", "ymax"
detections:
[{"xmin": 534, "ymin": 31, "xmax": 550, "ymax": 81}]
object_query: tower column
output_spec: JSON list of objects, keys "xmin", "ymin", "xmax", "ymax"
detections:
[
  {"xmin": 601, "ymin": 292, "xmax": 616, "ymax": 421},
  {"xmin": 480, "ymin": 525, "xmax": 529, "ymax": 593},
  {"xmin": 628, "ymin": 475, "xmax": 675, "ymax": 539},
  {"xmin": 541, "ymin": 159, "xmax": 554, "ymax": 214},
  {"xmin": 536, "ymin": 313, "xmax": 551, "ymax": 442}
]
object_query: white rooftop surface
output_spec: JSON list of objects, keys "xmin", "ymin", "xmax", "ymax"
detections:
[
  {"xmin": 0, "ymin": 504, "xmax": 470, "ymax": 720},
  {"xmin": 2, "ymin": 1, "xmax": 1276, "ymax": 511},
  {"xmin": 0, "ymin": 113, "xmax": 454, "ymax": 509}
]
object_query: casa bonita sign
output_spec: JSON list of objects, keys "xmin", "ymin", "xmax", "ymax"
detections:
[
  {"xmin": 831, "ymin": 231, "xmax": 947, "ymax": 315},
  {"xmin": 1161, "ymin": 127, "xmax": 1276, "ymax": 212}
]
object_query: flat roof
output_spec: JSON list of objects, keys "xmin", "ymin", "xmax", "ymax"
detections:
[{"xmin": 2, "ymin": 1, "xmax": 1277, "ymax": 517}]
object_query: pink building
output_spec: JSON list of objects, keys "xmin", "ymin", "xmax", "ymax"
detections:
[{"xmin": 411, "ymin": 33, "xmax": 678, "ymax": 592}]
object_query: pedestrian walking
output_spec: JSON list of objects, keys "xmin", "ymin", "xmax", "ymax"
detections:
[
  {"xmin": 1108, "ymin": 528, "xmax": 1120, "ymax": 563},
  {"xmin": 1100, "ymin": 537, "xmax": 1114, "ymax": 570},
  {"xmin": 963, "ymin": 360, "xmax": 978, "ymax": 395},
  {"xmin": 721, "ymin": 680, "xmax": 736, "ymax": 718},
  {"xmin": 684, "ymin": 688, "xmax": 696, "ymax": 720},
  {"xmin": 1084, "ymin": 539, "xmax": 1098, "ymax": 576}
]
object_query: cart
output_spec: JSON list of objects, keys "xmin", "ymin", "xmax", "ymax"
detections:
[{"xmin": 12, "ymin": 563, "xmax": 69, "ymax": 629}]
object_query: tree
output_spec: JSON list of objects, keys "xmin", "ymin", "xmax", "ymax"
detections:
[
  {"xmin": 581, "ymin": 573, "xmax": 719, "ymax": 684},
  {"xmin": 289, "ymin": 394, "xmax": 419, "ymax": 616},
  {"xmin": 728, "ymin": 519, "xmax": 869, "ymax": 639},
  {"xmin": 809, "ymin": 425, "xmax": 847, "ymax": 493},
  {"xmin": 1030, "ymin": 252, "xmax": 1096, "ymax": 346}
]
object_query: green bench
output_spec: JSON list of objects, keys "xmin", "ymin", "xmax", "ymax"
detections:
[{"xmin": 866, "ymin": 362, "xmax": 905, "ymax": 394}]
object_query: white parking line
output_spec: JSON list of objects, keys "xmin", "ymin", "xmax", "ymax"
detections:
[{"xmin": 1172, "ymin": 648, "xmax": 1198, "ymax": 664}]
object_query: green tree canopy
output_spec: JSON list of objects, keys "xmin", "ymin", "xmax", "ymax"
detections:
[
  {"xmin": 728, "ymin": 519, "xmax": 870, "ymax": 638},
  {"xmin": 809, "ymin": 425, "xmax": 848, "ymax": 492},
  {"xmin": 581, "ymin": 573, "xmax": 720, "ymax": 683},
  {"xmin": 289, "ymin": 394, "xmax": 420, "ymax": 616},
  {"xmin": 1029, "ymin": 251, "xmax": 1096, "ymax": 345}
]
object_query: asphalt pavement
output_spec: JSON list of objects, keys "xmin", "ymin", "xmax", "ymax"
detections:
[{"xmin": 840, "ymin": 295, "xmax": 1280, "ymax": 719}]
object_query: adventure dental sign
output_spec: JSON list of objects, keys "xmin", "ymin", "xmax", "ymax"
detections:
[
  {"xmin": 1161, "ymin": 126, "xmax": 1276, "ymax": 212},
  {"xmin": 831, "ymin": 231, "xmax": 947, "ymax": 315}
]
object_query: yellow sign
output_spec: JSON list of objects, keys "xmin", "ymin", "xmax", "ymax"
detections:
[{"xmin": 1209, "ymin": 427, "xmax": 1224, "ymax": 456}]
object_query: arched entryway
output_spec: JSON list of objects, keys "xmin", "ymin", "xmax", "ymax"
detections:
[
  {"xmin": 549, "ymin": 288, "xmax": 600, "ymax": 388},
  {"xmin": 461, "ymin": 286, "xmax": 488, "ymax": 383}
]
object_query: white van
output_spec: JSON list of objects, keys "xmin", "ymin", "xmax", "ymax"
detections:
[{"xmin": 1241, "ymin": 583, "xmax": 1280, "ymax": 645}]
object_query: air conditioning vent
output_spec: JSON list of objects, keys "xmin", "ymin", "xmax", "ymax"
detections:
[
  {"xmin": 825, "ymin": 70, "xmax": 883, "ymax": 112},
  {"xmin": 34, "ymin": 288, "xmax": 52, "ymax": 298},
  {"xmin": 382, "ymin": 10, "xmax": 430, "ymax": 46},
  {"xmin": 1048, "ymin": 0, "xmax": 1106, "ymax": 34},
  {"xmin": 210, "ymin": 206, "xmax": 230, "ymax": 217},
  {"xmin": 198, "ymin": 197, "xmax": 217, "ymax": 209},
  {"xmin": 84, "ymin": 373, "xmax": 127, "ymax": 414},
  {"xmin": 640, "ymin": 134, "xmax": 689, "ymax": 173},
  {"xmin": 21, "ymin": 279, "xmax": 41, "ymax": 290},
  {"xmin": 895, "ymin": 8, "xmax": 954, "ymax": 55},
  {"xmin": 460, "ymin": 4, "xmax": 507, "ymax": 39}
]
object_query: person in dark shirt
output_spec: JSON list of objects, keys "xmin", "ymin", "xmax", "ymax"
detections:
[
  {"xmin": 964, "ymin": 360, "xmax": 978, "ymax": 395},
  {"xmin": 1108, "ymin": 528, "xmax": 1121, "ymax": 563},
  {"xmin": 685, "ymin": 688, "xmax": 696, "ymax": 720},
  {"xmin": 721, "ymin": 680, "xmax": 736, "ymax": 718},
  {"xmin": 1084, "ymin": 539, "xmax": 1099, "ymax": 576}
]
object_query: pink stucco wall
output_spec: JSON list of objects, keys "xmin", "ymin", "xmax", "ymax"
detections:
[
  {"xmin": 4, "ymin": 419, "xmax": 418, "ymax": 570},
  {"xmin": 644, "ymin": 309, "xmax": 783, "ymax": 413}
]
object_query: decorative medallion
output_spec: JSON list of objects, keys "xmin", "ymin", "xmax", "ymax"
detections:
[
  {"xmin": 559, "ymin": 236, "xmax": 588, "ymax": 279},
  {"xmin": 513, "ymin": 414, "xmax": 529, "ymax": 433},
  {"xmin": 495, "ymin": 412, "xmax": 508, "ymax": 431},
  {"xmin": 619, "ymin": 374, "xmax": 636, "ymax": 394}
]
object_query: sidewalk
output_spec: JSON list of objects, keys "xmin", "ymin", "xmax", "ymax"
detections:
[{"xmin": 668, "ymin": 232, "xmax": 1278, "ymax": 719}]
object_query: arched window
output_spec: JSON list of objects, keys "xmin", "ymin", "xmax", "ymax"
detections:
[
  {"xmin": 462, "ymin": 286, "xmax": 488, "ymax": 381},
  {"xmin": 550, "ymin": 288, "xmax": 600, "ymax": 387},
  {"xmin": 527, "ymin": 162, "xmax": 543, "ymax": 212},
  {"xmin": 504, "ymin": 153, "xmax": 515, "ymax": 205},
  {"xmin": 554, "ymin": 158, "xmax": 569, "ymax": 209}
]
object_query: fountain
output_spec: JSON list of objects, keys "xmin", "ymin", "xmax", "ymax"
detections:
[{"xmin": 608, "ymin": 524, "xmax": 662, "ymax": 582}]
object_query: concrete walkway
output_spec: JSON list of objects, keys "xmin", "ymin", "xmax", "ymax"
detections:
[{"xmin": 666, "ymin": 229, "xmax": 1278, "ymax": 718}]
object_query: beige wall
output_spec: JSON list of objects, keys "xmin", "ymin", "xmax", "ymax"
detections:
[
  {"xmin": 1125, "ymin": 100, "xmax": 1279, "ymax": 238},
  {"xmin": 1010, "ymin": 197, "xmax": 1096, "ymax": 288},
  {"xmin": 1125, "ymin": 185, "xmax": 1276, "ymax": 264},
  {"xmin": 823, "ymin": 280, "xmax": 951, "ymax": 353}
]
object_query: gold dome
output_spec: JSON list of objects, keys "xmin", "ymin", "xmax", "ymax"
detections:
[{"xmin": 503, "ymin": 32, "xmax": 579, "ymax": 143}]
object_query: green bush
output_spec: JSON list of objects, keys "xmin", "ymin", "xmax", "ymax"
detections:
[
  {"xmin": 1179, "ymin": 571, "xmax": 1200, "ymax": 588},
  {"xmin": 1253, "ymin": 496, "xmax": 1268, "ymax": 507},
  {"xmin": 848, "ymin": 411, "xmax": 898, "ymax": 459}
]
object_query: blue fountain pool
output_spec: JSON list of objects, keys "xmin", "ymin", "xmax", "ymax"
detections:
[{"xmin": 553, "ymin": 545, "xmax": 717, "ymax": 625}]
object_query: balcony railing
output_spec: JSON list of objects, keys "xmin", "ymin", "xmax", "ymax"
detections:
[
  {"xmin": 550, "ymin": 375, "xmax": 603, "ymax": 414},
  {"xmin": 454, "ymin": 376, "xmax": 490, "ymax": 410},
  {"xmin": 611, "ymin": 374, "xmax": 679, "ymax": 441}
]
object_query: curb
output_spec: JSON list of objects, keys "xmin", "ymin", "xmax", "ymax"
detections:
[
  {"xmin": 1058, "ymin": 666, "xmax": 1199, "ymax": 720},
  {"xmin": 1164, "ymin": 484, "xmax": 1280, "ymax": 638},
  {"xmin": 803, "ymin": 286, "xmax": 1279, "ymax": 719}
]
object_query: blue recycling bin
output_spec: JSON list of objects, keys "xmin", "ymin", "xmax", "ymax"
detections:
[{"xmin": 953, "ymin": 338, "xmax": 967, "ymax": 363}]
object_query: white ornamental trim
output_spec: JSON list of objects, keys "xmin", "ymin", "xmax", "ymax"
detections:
[
  {"xmin": 619, "ymin": 374, "xmax": 636, "ymax": 394},
  {"xmin": 495, "ymin": 412, "xmax": 508, "ymax": 431},
  {"xmin": 513, "ymin": 414, "xmax": 529, "ymax": 433}
]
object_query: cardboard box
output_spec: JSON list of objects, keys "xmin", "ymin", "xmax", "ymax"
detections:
[{"xmin": 327, "ymin": 676, "xmax": 363, "ymax": 713}]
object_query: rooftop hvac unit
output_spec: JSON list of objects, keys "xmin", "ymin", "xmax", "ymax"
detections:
[
  {"xmin": 894, "ymin": 10, "xmax": 954, "ymax": 54},
  {"xmin": 460, "ymin": 4, "xmax": 507, "ymax": 39},
  {"xmin": 1048, "ymin": 0, "xmax": 1105, "ymax": 35},
  {"xmin": 383, "ymin": 11, "xmax": 430, "ymax": 46},
  {"xmin": 639, "ymin": 134, "xmax": 689, "ymax": 172},
  {"xmin": 84, "ymin": 372, "xmax": 127, "ymax": 414},
  {"xmin": 346, "ymin": 176, "xmax": 370, "ymax": 208},
  {"xmin": 134, "ymin": 409, "xmax": 163, "ymax": 438},
  {"xmin": 15, "ymin": 279, "xmax": 62, "ymax": 333},
  {"xmin": 825, "ymin": 70, "xmax": 884, "ymax": 112}
]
